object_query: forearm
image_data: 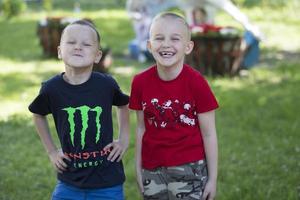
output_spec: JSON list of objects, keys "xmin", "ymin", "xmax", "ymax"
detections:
[
  {"xmin": 135, "ymin": 111, "xmax": 145, "ymax": 193},
  {"xmin": 198, "ymin": 111, "xmax": 218, "ymax": 182},
  {"xmin": 202, "ymin": 130, "xmax": 218, "ymax": 181},
  {"xmin": 135, "ymin": 126, "xmax": 144, "ymax": 172},
  {"xmin": 117, "ymin": 105, "xmax": 130, "ymax": 147},
  {"xmin": 33, "ymin": 114, "xmax": 57, "ymax": 154}
]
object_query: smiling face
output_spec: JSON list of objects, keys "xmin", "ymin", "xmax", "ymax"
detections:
[
  {"xmin": 147, "ymin": 14, "xmax": 194, "ymax": 70},
  {"xmin": 58, "ymin": 24, "xmax": 102, "ymax": 69}
]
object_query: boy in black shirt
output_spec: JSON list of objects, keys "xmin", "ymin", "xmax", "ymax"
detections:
[{"xmin": 29, "ymin": 20, "xmax": 129, "ymax": 200}]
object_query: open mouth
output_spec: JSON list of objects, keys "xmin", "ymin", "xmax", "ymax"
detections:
[{"xmin": 159, "ymin": 51, "xmax": 175, "ymax": 58}]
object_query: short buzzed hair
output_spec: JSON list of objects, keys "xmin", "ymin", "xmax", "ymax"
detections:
[
  {"xmin": 60, "ymin": 19, "xmax": 101, "ymax": 47},
  {"xmin": 150, "ymin": 12, "xmax": 191, "ymax": 40}
]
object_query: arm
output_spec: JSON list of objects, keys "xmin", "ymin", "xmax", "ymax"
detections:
[
  {"xmin": 106, "ymin": 104, "xmax": 130, "ymax": 162},
  {"xmin": 135, "ymin": 110, "xmax": 145, "ymax": 194},
  {"xmin": 32, "ymin": 113, "xmax": 70, "ymax": 173},
  {"xmin": 198, "ymin": 110, "xmax": 218, "ymax": 200}
]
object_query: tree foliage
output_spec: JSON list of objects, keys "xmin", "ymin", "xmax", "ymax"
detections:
[{"xmin": 0, "ymin": 0, "xmax": 26, "ymax": 18}]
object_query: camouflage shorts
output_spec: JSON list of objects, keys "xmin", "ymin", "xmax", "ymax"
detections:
[{"xmin": 142, "ymin": 160, "xmax": 208, "ymax": 200}]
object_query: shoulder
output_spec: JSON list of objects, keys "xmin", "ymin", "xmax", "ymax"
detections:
[
  {"xmin": 92, "ymin": 72, "xmax": 122, "ymax": 89},
  {"xmin": 93, "ymin": 72, "xmax": 116, "ymax": 83},
  {"xmin": 41, "ymin": 74, "xmax": 62, "ymax": 91},
  {"xmin": 183, "ymin": 64, "xmax": 206, "ymax": 81},
  {"xmin": 183, "ymin": 64, "xmax": 213, "ymax": 90},
  {"xmin": 132, "ymin": 65, "xmax": 156, "ymax": 83}
]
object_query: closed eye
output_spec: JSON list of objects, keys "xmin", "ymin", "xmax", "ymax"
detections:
[
  {"xmin": 67, "ymin": 41, "xmax": 75, "ymax": 44},
  {"xmin": 154, "ymin": 37, "xmax": 164, "ymax": 41}
]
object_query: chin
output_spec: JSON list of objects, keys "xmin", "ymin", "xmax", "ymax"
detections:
[
  {"xmin": 68, "ymin": 62, "xmax": 92, "ymax": 68},
  {"xmin": 158, "ymin": 60, "xmax": 179, "ymax": 67}
]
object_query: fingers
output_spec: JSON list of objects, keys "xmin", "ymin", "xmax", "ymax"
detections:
[
  {"xmin": 202, "ymin": 191, "xmax": 209, "ymax": 200},
  {"xmin": 62, "ymin": 153, "xmax": 71, "ymax": 162},
  {"xmin": 55, "ymin": 157, "xmax": 67, "ymax": 173},
  {"xmin": 50, "ymin": 150, "xmax": 70, "ymax": 173},
  {"xmin": 202, "ymin": 191, "xmax": 215, "ymax": 200},
  {"xmin": 105, "ymin": 142, "xmax": 126, "ymax": 162}
]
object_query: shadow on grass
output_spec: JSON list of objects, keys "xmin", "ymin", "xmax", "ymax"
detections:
[{"xmin": 260, "ymin": 47, "xmax": 300, "ymax": 66}]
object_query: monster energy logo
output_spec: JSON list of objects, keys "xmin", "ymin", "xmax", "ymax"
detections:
[{"xmin": 62, "ymin": 105, "xmax": 102, "ymax": 149}]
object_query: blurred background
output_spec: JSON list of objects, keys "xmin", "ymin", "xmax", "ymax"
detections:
[{"xmin": 0, "ymin": 0, "xmax": 299, "ymax": 199}]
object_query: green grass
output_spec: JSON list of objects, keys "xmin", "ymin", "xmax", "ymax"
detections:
[{"xmin": 0, "ymin": 6, "xmax": 299, "ymax": 200}]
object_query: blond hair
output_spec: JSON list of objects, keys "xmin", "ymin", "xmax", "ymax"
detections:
[{"xmin": 150, "ymin": 12, "xmax": 191, "ymax": 40}]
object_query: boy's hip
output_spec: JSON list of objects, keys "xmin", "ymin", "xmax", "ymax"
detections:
[
  {"xmin": 52, "ymin": 180, "xmax": 124, "ymax": 200},
  {"xmin": 142, "ymin": 160, "xmax": 208, "ymax": 199}
]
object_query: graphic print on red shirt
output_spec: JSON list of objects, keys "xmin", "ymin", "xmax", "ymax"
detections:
[
  {"xmin": 129, "ymin": 64, "xmax": 219, "ymax": 169},
  {"xmin": 143, "ymin": 98, "xmax": 197, "ymax": 128}
]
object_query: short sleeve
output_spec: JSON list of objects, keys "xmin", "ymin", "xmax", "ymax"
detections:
[
  {"xmin": 193, "ymin": 74, "xmax": 219, "ymax": 113},
  {"xmin": 111, "ymin": 76, "xmax": 129, "ymax": 106},
  {"xmin": 28, "ymin": 83, "xmax": 51, "ymax": 116},
  {"xmin": 129, "ymin": 75, "xmax": 142, "ymax": 110}
]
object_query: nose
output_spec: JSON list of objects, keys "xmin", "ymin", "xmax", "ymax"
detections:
[
  {"xmin": 161, "ymin": 39, "xmax": 171, "ymax": 47},
  {"xmin": 74, "ymin": 43, "xmax": 82, "ymax": 50}
]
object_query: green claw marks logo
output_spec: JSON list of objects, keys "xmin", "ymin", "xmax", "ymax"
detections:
[{"xmin": 62, "ymin": 105, "xmax": 102, "ymax": 149}]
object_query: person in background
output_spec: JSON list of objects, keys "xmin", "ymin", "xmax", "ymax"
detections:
[
  {"xmin": 126, "ymin": 0, "xmax": 262, "ymax": 67},
  {"xmin": 180, "ymin": 0, "xmax": 264, "ymax": 40},
  {"xmin": 126, "ymin": 0, "xmax": 152, "ymax": 62},
  {"xmin": 126, "ymin": 0, "xmax": 177, "ymax": 62},
  {"xmin": 186, "ymin": 2, "xmax": 261, "ymax": 72}
]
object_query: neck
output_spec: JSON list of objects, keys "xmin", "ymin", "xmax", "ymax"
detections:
[
  {"xmin": 63, "ymin": 66, "xmax": 93, "ymax": 85},
  {"xmin": 157, "ymin": 62, "xmax": 184, "ymax": 81}
]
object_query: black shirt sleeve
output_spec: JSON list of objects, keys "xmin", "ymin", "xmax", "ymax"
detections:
[
  {"xmin": 109, "ymin": 76, "xmax": 129, "ymax": 106},
  {"xmin": 28, "ymin": 82, "xmax": 51, "ymax": 115}
]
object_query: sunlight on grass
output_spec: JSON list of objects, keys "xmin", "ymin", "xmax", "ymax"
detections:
[
  {"xmin": 0, "ymin": 58, "xmax": 61, "ymax": 74},
  {"xmin": 0, "ymin": 101, "xmax": 31, "ymax": 120},
  {"xmin": 112, "ymin": 66, "xmax": 136, "ymax": 76},
  {"xmin": 0, "ymin": 58, "xmax": 63, "ymax": 120},
  {"xmin": 216, "ymin": 7, "xmax": 300, "ymax": 51},
  {"xmin": 213, "ymin": 64, "xmax": 297, "ymax": 93}
]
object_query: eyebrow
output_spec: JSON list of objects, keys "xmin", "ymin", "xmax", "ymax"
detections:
[
  {"xmin": 153, "ymin": 33, "xmax": 184, "ymax": 38},
  {"xmin": 171, "ymin": 33, "xmax": 183, "ymax": 37}
]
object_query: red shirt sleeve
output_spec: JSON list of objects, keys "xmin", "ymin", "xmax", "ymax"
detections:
[{"xmin": 192, "ymin": 73, "xmax": 219, "ymax": 113}]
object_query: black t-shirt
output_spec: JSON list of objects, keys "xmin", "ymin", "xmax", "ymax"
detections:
[{"xmin": 29, "ymin": 72, "xmax": 129, "ymax": 189}]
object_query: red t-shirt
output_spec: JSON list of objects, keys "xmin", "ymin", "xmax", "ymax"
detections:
[{"xmin": 129, "ymin": 64, "xmax": 219, "ymax": 169}]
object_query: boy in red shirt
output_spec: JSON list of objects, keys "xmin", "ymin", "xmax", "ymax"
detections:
[{"xmin": 129, "ymin": 12, "xmax": 219, "ymax": 200}]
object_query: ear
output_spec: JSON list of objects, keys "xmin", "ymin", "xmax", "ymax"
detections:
[
  {"xmin": 146, "ymin": 40, "xmax": 152, "ymax": 53},
  {"xmin": 57, "ymin": 46, "xmax": 62, "ymax": 59},
  {"xmin": 94, "ymin": 49, "xmax": 102, "ymax": 64},
  {"xmin": 185, "ymin": 40, "xmax": 194, "ymax": 55}
]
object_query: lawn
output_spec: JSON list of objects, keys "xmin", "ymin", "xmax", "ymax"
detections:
[{"xmin": 0, "ymin": 4, "xmax": 299, "ymax": 200}]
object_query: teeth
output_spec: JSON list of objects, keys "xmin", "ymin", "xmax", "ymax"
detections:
[{"xmin": 160, "ymin": 52, "xmax": 174, "ymax": 56}]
